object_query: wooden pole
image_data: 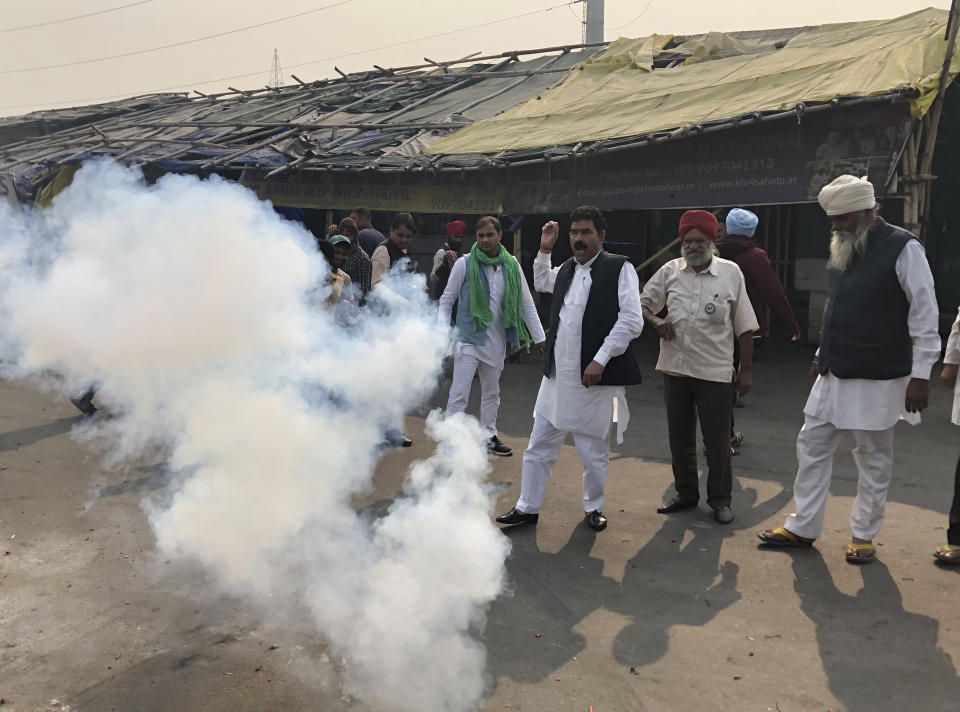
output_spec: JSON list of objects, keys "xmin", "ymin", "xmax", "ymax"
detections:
[
  {"xmin": 916, "ymin": 0, "xmax": 960, "ymax": 240},
  {"xmin": 635, "ymin": 236, "xmax": 681, "ymax": 273}
]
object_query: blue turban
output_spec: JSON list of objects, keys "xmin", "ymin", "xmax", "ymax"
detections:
[{"xmin": 726, "ymin": 208, "xmax": 759, "ymax": 238}]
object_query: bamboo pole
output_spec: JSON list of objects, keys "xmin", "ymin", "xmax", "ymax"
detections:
[
  {"xmin": 915, "ymin": 0, "xmax": 960, "ymax": 241},
  {"xmin": 635, "ymin": 237, "xmax": 681, "ymax": 273}
]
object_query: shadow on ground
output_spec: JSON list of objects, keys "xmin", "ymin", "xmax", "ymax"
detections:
[{"xmin": 0, "ymin": 417, "xmax": 79, "ymax": 452}]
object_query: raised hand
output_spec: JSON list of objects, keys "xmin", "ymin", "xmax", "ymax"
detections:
[{"xmin": 540, "ymin": 221, "xmax": 559, "ymax": 252}]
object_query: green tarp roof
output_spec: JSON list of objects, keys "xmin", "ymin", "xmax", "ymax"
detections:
[{"xmin": 426, "ymin": 8, "xmax": 960, "ymax": 155}]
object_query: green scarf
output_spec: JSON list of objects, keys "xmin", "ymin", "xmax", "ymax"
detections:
[{"xmin": 468, "ymin": 242, "xmax": 531, "ymax": 350}]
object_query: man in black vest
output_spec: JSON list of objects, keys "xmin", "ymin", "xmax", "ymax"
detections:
[
  {"xmin": 759, "ymin": 175, "xmax": 940, "ymax": 563},
  {"xmin": 496, "ymin": 206, "xmax": 644, "ymax": 531},
  {"xmin": 371, "ymin": 212, "xmax": 416, "ymax": 289}
]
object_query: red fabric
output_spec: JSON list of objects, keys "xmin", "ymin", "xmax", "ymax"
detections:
[
  {"xmin": 678, "ymin": 210, "xmax": 718, "ymax": 242},
  {"xmin": 445, "ymin": 220, "xmax": 468, "ymax": 236},
  {"xmin": 719, "ymin": 235, "xmax": 800, "ymax": 337}
]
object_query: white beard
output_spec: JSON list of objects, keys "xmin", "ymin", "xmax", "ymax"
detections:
[
  {"xmin": 828, "ymin": 222, "xmax": 870, "ymax": 271},
  {"xmin": 682, "ymin": 246, "xmax": 715, "ymax": 269}
]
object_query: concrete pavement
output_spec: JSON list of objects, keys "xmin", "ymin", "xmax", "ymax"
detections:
[{"xmin": 1, "ymin": 333, "xmax": 958, "ymax": 711}]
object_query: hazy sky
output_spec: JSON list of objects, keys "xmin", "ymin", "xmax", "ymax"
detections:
[{"xmin": 0, "ymin": 0, "xmax": 951, "ymax": 117}]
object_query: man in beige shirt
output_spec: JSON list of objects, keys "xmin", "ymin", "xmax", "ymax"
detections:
[
  {"xmin": 640, "ymin": 210, "xmax": 758, "ymax": 524},
  {"xmin": 371, "ymin": 212, "xmax": 416, "ymax": 289}
]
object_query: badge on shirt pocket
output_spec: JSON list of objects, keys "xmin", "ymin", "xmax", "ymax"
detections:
[{"xmin": 704, "ymin": 302, "xmax": 716, "ymax": 315}]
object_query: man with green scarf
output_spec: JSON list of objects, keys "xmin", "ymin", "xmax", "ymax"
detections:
[{"xmin": 438, "ymin": 216, "xmax": 545, "ymax": 456}]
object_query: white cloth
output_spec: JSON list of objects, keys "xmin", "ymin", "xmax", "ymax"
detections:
[
  {"xmin": 516, "ymin": 415, "xmax": 610, "ymax": 514},
  {"xmin": 532, "ymin": 250, "xmax": 644, "ymax": 443},
  {"xmin": 438, "ymin": 254, "xmax": 545, "ymax": 368},
  {"xmin": 818, "ymin": 174, "xmax": 876, "ymax": 216},
  {"xmin": 945, "ymin": 307, "xmax": 960, "ymax": 426},
  {"xmin": 370, "ymin": 244, "xmax": 390, "ymax": 288},
  {"xmin": 785, "ymin": 415, "xmax": 894, "ymax": 540},
  {"xmin": 446, "ymin": 352, "xmax": 502, "ymax": 438},
  {"xmin": 431, "ymin": 247, "xmax": 449, "ymax": 281},
  {"xmin": 806, "ymin": 240, "xmax": 941, "ymax": 429},
  {"xmin": 640, "ymin": 256, "xmax": 758, "ymax": 383}
]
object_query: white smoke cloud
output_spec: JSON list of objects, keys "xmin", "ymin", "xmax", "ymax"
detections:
[{"xmin": 0, "ymin": 160, "xmax": 510, "ymax": 711}]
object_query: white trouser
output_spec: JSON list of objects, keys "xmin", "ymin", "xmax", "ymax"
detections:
[
  {"xmin": 445, "ymin": 352, "xmax": 502, "ymax": 438},
  {"xmin": 516, "ymin": 415, "xmax": 610, "ymax": 514},
  {"xmin": 784, "ymin": 415, "xmax": 895, "ymax": 541}
]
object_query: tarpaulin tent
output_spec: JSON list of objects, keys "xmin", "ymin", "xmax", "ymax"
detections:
[{"xmin": 426, "ymin": 8, "xmax": 960, "ymax": 155}]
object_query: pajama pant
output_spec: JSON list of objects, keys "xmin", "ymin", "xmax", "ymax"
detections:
[
  {"xmin": 784, "ymin": 415, "xmax": 895, "ymax": 541},
  {"xmin": 446, "ymin": 352, "xmax": 502, "ymax": 439},
  {"xmin": 515, "ymin": 415, "xmax": 610, "ymax": 514}
]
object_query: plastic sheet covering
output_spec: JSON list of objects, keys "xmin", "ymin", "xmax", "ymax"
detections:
[{"xmin": 426, "ymin": 8, "xmax": 960, "ymax": 155}]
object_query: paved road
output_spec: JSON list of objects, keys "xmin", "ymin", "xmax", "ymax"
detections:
[{"xmin": 1, "ymin": 333, "xmax": 958, "ymax": 711}]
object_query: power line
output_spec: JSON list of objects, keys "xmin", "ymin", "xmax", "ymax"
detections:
[
  {"xmin": 604, "ymin": 0, "xmax": 654, "ymax": 31},
  {"xmin": 0, "ymin": 0, "xmax": 358, "ymax": 75},
  {"xmin": 0, "ymin": 0, "xmax": 157, "ymax": 34},
  {"xmin": 0, "ymin": 1, "xmax": 574, "ymax": 110}
]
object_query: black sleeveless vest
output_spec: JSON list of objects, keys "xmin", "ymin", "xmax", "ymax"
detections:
[
  {"xmin": 542, "ymin": 250, "xmax": 642, "ymax": 386},
  {"xmin": 382, "ymin": 239, "xmax": 413, "ymax": 270},
  {"xmin": 819, "ymin": 219, "xmax": 915, "ymax": 380}
]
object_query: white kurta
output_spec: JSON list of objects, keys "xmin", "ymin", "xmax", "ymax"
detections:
[
  {"xmin": 804, "ymin": 240, "xmax": 941, "ymax": 430},
  {"xmin": 437, "ymin": 254, "xmax": 546, "ymax": 438},
  {"xmin": 945, "ymin": 307, "xmax": 960, "ymax": 426},
  {"xmin": 532, "ymin": 250, "xmax": 644, "ymax": 443},
  {"xmin": 438, "ymin": 255, "xmax": 545, "ymax": 367}
]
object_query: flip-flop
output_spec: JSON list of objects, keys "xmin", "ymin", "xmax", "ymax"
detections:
[
  {"xmin": 934, "ymin": 544, "xmax": 960, "ymax": 564},
  {"xmin": 757, "ymin": 527, "xmax": 815, "ymax": 547},
  {"xmin": 845, "ymin": 541, "xmax": 875, "ymax": 564}
]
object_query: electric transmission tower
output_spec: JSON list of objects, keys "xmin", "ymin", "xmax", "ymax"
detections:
[{"xmin": 268, "ymin": 49, "xmax": 284, "ymax": 89}]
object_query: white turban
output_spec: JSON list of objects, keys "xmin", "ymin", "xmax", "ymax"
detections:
[
  {"xmin": 817, "ymin": 175, "xmax": 876, "ymax": 216},
  {"xmin": 726, "ymin": 208, "xmax": 759, "ymax": 238}
]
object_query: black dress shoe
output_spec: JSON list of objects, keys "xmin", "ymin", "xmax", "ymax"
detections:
[
  {"xmin": 585, "ymin": 510, "xmax": 607, "ymax": 531},
  {"xmin": 656, "ymin": 499, "xmax": 698, "ymax": 514},
  {"xmin": 70, "ymin": 391, "xmax": 98, "ymax": 417},
  {"xmin": 495, "ymin": 508, "xmax": 538, "ymax": 526}
]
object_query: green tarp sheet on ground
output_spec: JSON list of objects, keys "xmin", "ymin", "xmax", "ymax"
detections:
[{"xmin": 425, "ymin": 8, "xmax": 960, "ymax": 155}]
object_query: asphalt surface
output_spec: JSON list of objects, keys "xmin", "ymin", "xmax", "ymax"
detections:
[{"xmin": 1, "ymin": 333, "xmax": 958, "ymax": 711}]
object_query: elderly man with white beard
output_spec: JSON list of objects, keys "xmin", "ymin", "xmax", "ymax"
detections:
[
  {"xmin": 759, "ymin": 175, "xmax": 941, "ymax": 563},
  {"xmin": 641, "ymin": 210, "xmax": 759, "ymax": 525}
]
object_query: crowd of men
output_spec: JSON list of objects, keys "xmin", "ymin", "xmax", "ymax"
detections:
[{"xmin": 312, "ymin": 173, "xmax": 959, "ymax": 564}]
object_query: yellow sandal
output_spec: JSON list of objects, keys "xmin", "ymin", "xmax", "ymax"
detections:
[
  {"xmin": 757, "ymin": 527, "xmax": 815, "ymax": 547},
  {"xmin": 845, "ymin": 541, "xmax": 875, "ymax": 564},
  {"xmin": 934, "ymin": 544, "xmax": 960, "ymax": 564}
]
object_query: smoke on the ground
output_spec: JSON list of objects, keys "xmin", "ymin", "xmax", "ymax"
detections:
[{"xmin": 0, "ymin": 160, "xmax": 510, "ymax": 711}]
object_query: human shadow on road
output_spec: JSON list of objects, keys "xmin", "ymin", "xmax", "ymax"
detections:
[
  {"xmin": 792, "ymin": 552, "xmax": 960, "ymax": 712},
  {"xmin": 611, "ymin": 482, "xmax": 792, "ymax": 669},
  {"xmin": 483, "ymin": 521, "xmax": 620, "ymax": 684},
  {"xmin": 0, "ymin": 417, "xmax": 79, "ymax": 452}
]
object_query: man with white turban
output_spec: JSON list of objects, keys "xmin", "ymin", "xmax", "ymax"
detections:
[{"xmin": 758, "ymin": 175, "xmax": 940, "ymax": 563}]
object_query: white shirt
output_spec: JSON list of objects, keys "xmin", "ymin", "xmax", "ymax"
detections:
[
  {"xmin": 943, "ymin": 307, "xmax": 959, "ymax": 426},
  {"xmin": 806, "ymin": 239, "xmax": 941, "ymax": 430},
  {"xmin": 370, "ymin": 244, "xmax": 391, "ymax": 288},
  {"xmin": 532, "ymin": 250, "xmax": 644, "ymax": 442},
  {"xmin": 438, "ymin": 254, "xmax": 545, "ymax": 368},
  {"xmin": 640, "ymin": 255, "xmax": 759, "ymax": 383}
]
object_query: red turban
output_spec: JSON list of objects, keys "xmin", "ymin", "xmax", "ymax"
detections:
[
  {"xmin": 445, "ymin": 220, "xmax": 467, "ymax": 236},
  {"xmin": 678, "ymin": 210, "xmax": 718, "ymax": 242}
]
